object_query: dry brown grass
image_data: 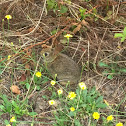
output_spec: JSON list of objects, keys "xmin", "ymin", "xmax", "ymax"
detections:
[{"xmin": 0, "ymin": 0, "xmax": 126, "ymax": 125}]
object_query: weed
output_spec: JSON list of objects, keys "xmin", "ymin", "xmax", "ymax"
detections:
[
  {"xmin": 79, "ymin": 8, "xmax": 92, "ymax": 20},
  {"xmin": 5, "ymin": 15, "xmax": 12, "ymax": 31},
  {"xmin": 47, "ymin": 0, "xmax": 68, "ymax": 15},
  {"xmin": 114, "ymin": 27, "xmax": 126, "ymax": 42},
  {"xmin": 98, "ymin": 61, "xmax": 126, "ymax": 79},
  {"xmin": 0, "ymin": 95, "xmax": 37, "ymax": 118},
  {"xmin": 0, "ymin": 0, "xmax": 125, "ymax": 125},
  {"xmin": 48, "ymin": 83, "xmax": 107, "ymax": 126}
]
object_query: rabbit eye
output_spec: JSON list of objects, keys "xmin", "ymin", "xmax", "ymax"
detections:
[{"xmin": 44, "ymin": 52, "xmax": 49, "ymax": 57}]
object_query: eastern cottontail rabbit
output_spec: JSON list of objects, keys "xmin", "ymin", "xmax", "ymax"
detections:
[{"xmin": 41, "ymin": 45, "xmax": 81, "ymax": 85}]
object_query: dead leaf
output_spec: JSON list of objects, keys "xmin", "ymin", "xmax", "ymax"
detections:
[
  {"xmin": 20, "ymin": 74, "xmax": 26, "ymax": 81},
  {"xmin": 71, "ymin": 23, "xmax": 78, "ymax": 25},
  {"xmin": 81, "ymin": 19, "xmax": 89, "ymax": 26},
  {"xmin": 81, "ymin": 47, "xmax": 86, "ymax": 52},
  {"xmin": 28, "ymin": 27, "xmax": 34, "ymax": 32},
  {"xmin": 25, "ymin": 63, "xmax": 30, "ymax": 70},
  {"xmin": 26, "ymin": 49, "xmax": 32, "ymax": 56},
  {"xmin": 25, "ymin": 64, "xmax": 30, "ymax": 76},
  {"xmin": 73, "ymin": 24, "xmax": 82, "ymax": 34},
  {"xmin": 16, "ymin": 32, "xmax": 21, "ymax": 35},
  {"xmin": 10, "ymin": 85, "xmax": 21, "ymax": 94}
]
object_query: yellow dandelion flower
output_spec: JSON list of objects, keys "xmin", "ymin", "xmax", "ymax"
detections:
[
  {"xmin": 10, "ymin": 116, "xmax": 16, "ymax": 122},
  {"xmin": 64, "ymin": 34, "xmax": 73, "ymax": 40},
  {"xmin": 93, "ymin": 112, "xmax": 100, "ymax": 120},
  {"xmin": 6, "ymin": 124, "xmax": 11, "ymax": 126},
  {"xmin": 116, "ymin": 122, "xmax": 123, "ymax": 126},
  {"xmin": 50, "ymin": 80, "xmax": 56, "ymax": 86},
  {"xmin": 35, "ymin": 71, "xmax": 42, "ymax": 77},
  {"xmin": 48, "ymin": 100, "xmax": 56, "ymax": 105},
  {"xmin": 11, "ymin": 42, "xmax": 14, "ymax": 46},
  {"xmin": 107, "ymin": 115, "xmax": 114, "ymax": 121},
  {"xmin": 70, "ymin": 107, "xmax": 75, "ymax": 112},
  {"xmin": 7, "ymin": 55, "xmax": 11, "ymax": 60},
  {"xmin": 57, "ymin": 89, "xmax": 63, "ymax": 95},
  {"xmin": 67, "ymin": 92, "xmax": 76, "ymax": 100},
  {"xmin": 79, "ymin": 82, "xmax": 86, "ymax": 90},
  {"xmin": 5, "ymin": 15, "xmax": 12, "ymax": 20}
]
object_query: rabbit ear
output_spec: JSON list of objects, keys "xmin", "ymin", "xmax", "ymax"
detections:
[
  {"xmin": 51, "ymin": 37, "xmax": 63, "ymax": 52},
  {"xmin": 41, "ymin": 37, "xmax": 63, "ymax": 55},
  {"xmin": 55, "ymin": 44, "xmax": 63, "ymax": 52},
  {"xmin": 41, "ymin": 37, "xmax": 54, "ymax": 49},
  {"xmin": 51, "ymin": 37, "xmax": 57, "ymax": 48}
]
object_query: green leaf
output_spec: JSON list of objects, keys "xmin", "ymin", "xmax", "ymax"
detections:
[
  {"xmin": 60, "ymin": 5, "xmax": 68, "ymax": 14},
  {"xmin": 76, "ymin": 88, "xmax": 80, "ymax": 96},
  {"xmin": 102, "ymin": 70, "xmax": 109, "ymax": 75},
  {"xmin": 75, "ymin": 119, "xmax": 82, "ymax": 126},
  {"xmin": 111, "ymin": 69, "xmax": 116, "ymax": 73},
  {"xmin": 89, "ymin": 87, "xmax": 96, "ymax": 96},
  {"xmin": 96, "ymin": 103, "xmax": 107, "ymax": 108},
  {"xmin": 86, "ymin": 106, "xmax": 92, "ymax": 112},
  {"xmin": 114, "ymin": 33, "xmax": 123, "ymax": 38},
  {"xmin": 12, "ymin": 100, "xmax": 18, "ymax": 108},
  {"xmin": 1, "ymin": 95, "xmax": 12, "ymax": 113},
  {"xmin": 107, "ymin": 74, "xmax": 113, "ymax": 79},
  {"xmin": 47, "ymin": 0, "xmax": 56, "ymax": 10},
  {"xmin": 96, "ymin": 96, "xmax": 103, "ymax": 104},
  {"xmin": 42, "ymin": 95, "xmax": 48, "ymax": 100},
  {"xmin": 87, "ymin": 96, "xmax": 92, "ymax": 103},
  {"xmin": 42, "ymin": 78, "xmax": 49, "ymax": 84},
  {"xmin": 51, "ymin": 28, "xmax": 59, "ymax": 35},
  {"xmin": 79, "ymin": 8, "xmax": 86, "ymax": 14},
  {"xmin": 25, "ymin": 83, "xmax": 30, "ymax": 90},
  {"xmin": 36, "ymin": 85, "xmax": 40, "ymax": 90},
  {"xmin": 68, "ymin": 111, "xmax": 75, "ymax": 117},
  {"xmin": 0, "ymin": 111, "xmax": 4, "ymax": 116},
  {"xmin": 51, "ymin": 91, "xmax": 57, "ymax": 98},
  {"xmin": 82, "ymin": 89, "xmax": 87, "ymax": 102},
  {"xmin": 29, "ymin": 112, "xmax": 37, "ymax": 116},
  {"xmin": 79, "ymin": 104, "xmax": 86, "ymax": 108},
  {"xmin": 55, "ymin": 115, "xmax": 67, "ymax": 122},
  {"xmin": 0, "ymin": 105, "xmax": 5, "ymax": 111},
  {"xmin": 93, "ymin": 8, "xmax": 97, "ymax": 15},
  {"xmin": 98, "ymin": 62, "xmax": 108, "ymax": 67},
  {"xmin": 120, "ymin": 68, "xmax": 126, "ymax": 73},
  {"xmin": 1, "ymin": 95, "xmax": 8, "ymax": 103},
  {"xmin": 4, "ymin": 120, "xmax": 10, "ymax": 125},
  {"xmin": 79, "ymin": 8, "xmax": 87, "ymax": 20},
  {"xmin": 121, "ymin": 36, "xmax": 126, "ymax": 42},
  {"xmin": 123, "ymin": 27, "xmax": 126, "ymax": 36}
]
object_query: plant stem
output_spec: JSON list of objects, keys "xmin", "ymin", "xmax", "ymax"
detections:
[{"xmin": 8, "ymin": 19, "xmax": 10, "ymax": 31}]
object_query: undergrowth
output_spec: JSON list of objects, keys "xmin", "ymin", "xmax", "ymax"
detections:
[{"xmin": 0, "ymin": 0, "xmax": 126, "ymax": 126}]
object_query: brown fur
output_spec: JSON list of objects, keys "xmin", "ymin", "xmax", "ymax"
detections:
[{"xmin": 41, "ymin": 47, "xmax": 81, "ymax": 85}]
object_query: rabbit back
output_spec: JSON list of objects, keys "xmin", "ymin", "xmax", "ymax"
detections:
[{"xmin": 47, "ymin": 53, "xmax": 80, "ymax": 84}]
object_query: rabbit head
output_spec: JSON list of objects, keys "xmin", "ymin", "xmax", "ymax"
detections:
[
  {"xmin": 41, "ymin": 47, "xmax": 58, "ymax": 63},
  {"xmin": 41, "ymin": 42, "xmax": 62, "ymax": 63}
]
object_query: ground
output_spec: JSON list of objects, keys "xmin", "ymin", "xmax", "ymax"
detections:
[{"xmin": 0, "ymin": 0, "xmax": 126, "ymax": 126}]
